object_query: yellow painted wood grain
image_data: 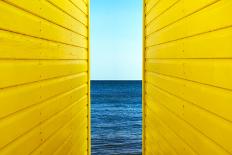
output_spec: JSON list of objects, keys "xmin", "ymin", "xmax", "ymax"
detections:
[
  {"xmin": 0, "ymin": 0, "xmax": 90, "ymax": 154},
  {"xmin": 143, "ymin": 0, "xmax": 232, "ymax": 154}
]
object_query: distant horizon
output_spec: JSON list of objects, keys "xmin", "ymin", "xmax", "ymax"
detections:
[
  {"xmin": 90, "ymin": 0, "xmax": 143, "ymax": 80},
  {"xmin": 91, "ymin": 80, "xmax": 142, "ymax": 81}
]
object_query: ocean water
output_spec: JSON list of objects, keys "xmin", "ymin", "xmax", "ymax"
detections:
[{"xmin": 91, "ymin": 81, "xmax": 142, "ymax": 155}]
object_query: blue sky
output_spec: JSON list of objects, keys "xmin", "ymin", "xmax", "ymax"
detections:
[{"xmin": 90, "ymin": 0, "xmax": 142, "ymax": 80}]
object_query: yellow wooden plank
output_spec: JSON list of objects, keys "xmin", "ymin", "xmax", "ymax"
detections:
[
  {"xmin": 145, "ymin": 59, "xmax": 232, "ymax": 90},
  {"xmin": 47, "ymin": 0, "xmax": 87, "ymax": 26},
  {"xmin": 0, "ymin": 1, "xmax": 40, "ymax": 36},
  {"xmin": 3, "ymin": 0, "xmax": 88, "ymax": 37},
  {"xmin": 146, "ymin": 95, "xmax": 230, "ymax": 155},
  {"xmin": 184, "ymin": 26, "xmax": 232, "ymax": 58},
  {"xmin": 146, "ymin": 26, "xmax": 232, "ymax": 59},
  {"xmin": 145, "ymin": 139, "xmax": 159, "ymax": 155},
  {"xmin": 0, "ymin": 1, "xmax": 87, "ymax": 48},
  {"xmin": 146, "ymin": 113, "xmax": 197, "ymax": 155},
  {"xmin": 40, "ymin": 98, "xmax": 88, "ymax": 151},
  {"xmin": 145, "ymin": 0, "xmax": 179, "ymax": 25},
  {"xmin": 69, "ymin": 0, "xmax": 88, "ymax": 14},
  {"xmin": 0, "ymin": 60, "xmax": 87, "ymax": 88},
  {"xmin": 156, "ymin": 133, "xmax": 178, "ymax": 155},
  {"xmin": 145, "ymin": 0, "xmax": 219, "ymax": 35},
  {"xmin": 145, "ymin": 0, "xmax": 232, "ymax": 46},
  {"xmin": 55, "ymin": 113, "xmax": 88, "ymax": 155},
  {"xmin": 146, "ymin": 82, "xmax": 232, "ymax": 154},
  {"xmin": 0, "ymin": 127, "xmax": 42, "ymax": 155},
  {"xmin": 146, "ymin": 72, "xmax": 232, "ymax": 122},
  {"xmin": 32, "ymin": 109, "xmax": 87, "ymax": 155},
  {"xmin": 0, "ymin": 30, "xmax": 87, "ymax": 60},
  {"xmin": 71, "ymin": 132, "xmax": 88, "ymax": 155},
  {"xmin": 82, "ymin": 0, "xmax": 88, "ymax": 5},
  {"xmin": 68, "ymin": 117, "xmax": 88, "ymax": 155},
  {"xmin": 53, "ymin": 134, "xmax": 73, "ymax": 155},
  {"xmin": 147, "ymin": 129, "xmax": 178, "ymax": 155},
  {"xmin": 41, "ymin": 20, "xmax": 87, "ymax": 48},
  {"xmin": 0, "ymin": 73, "xmax": 87, "ymax": 119},
  {"xmin": 146, "ymin": 18, "xmax": 187, "ymax": 46},
  {"xmin": 145, "ymin": 0, "xmax": 160, "ymax": 14},
  {"xmin": 0, "ymin": 99, "xmax": 87, "ymax": 155},
  {"xmin": 0, "ymin": 86, "xmax": 87, "ymax": 150}
]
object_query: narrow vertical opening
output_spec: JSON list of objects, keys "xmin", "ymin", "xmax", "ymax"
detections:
[{"xmin": 90, "ymin": 0, "xmax": 143, "ymax": 154}]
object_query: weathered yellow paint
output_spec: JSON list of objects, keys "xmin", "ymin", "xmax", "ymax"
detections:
[
  {"xmin": 0, "ymin": 0, "xmax": 90, "ymax": 154},
  {"xmin": 143, "ymin": 0, "xmax": 232, "ymax": 155}
]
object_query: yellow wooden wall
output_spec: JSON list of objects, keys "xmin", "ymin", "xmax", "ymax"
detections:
[
  {"xmin": 0, "ymin": 0, "xmax": 90, "ymax": 154},
  {"xmin": 143, "ymin": 0, "xmax": 232, "ymax": 154}
]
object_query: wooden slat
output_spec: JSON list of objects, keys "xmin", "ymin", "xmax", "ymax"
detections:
[
  {"xmin": 0, "ymin": 30, "xmax": 88, "ymax": 60},
  {"xmin": 0, "ymin": 1, "xmax": 87, "ymax": 48},
  {"xmin": 3, "ymin": 0, "xmax": 88, "ymax": 37},
  {"xmin": 146, "ymin": 59, "xmax": 232, "ymax": 90},
  {"xmin": 0, "ymin": 60, "xmax": 87, "ymax": 88}
]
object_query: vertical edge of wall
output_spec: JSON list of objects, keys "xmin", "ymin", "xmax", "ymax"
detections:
[
  {"xmin": 87, "ymin": 0, "xmax": 91, "ymax": 154},
  {"xmin": 142, "ymin": 0, "xmax": 145, "ymax": 155}
]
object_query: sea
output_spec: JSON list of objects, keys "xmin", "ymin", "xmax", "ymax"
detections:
[{"xmin": 91, "ymin": 80, "xmax": 142, "ymax": 155}]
